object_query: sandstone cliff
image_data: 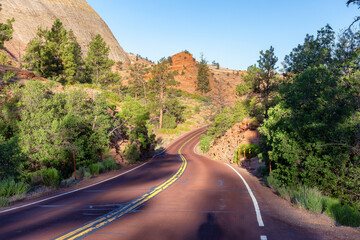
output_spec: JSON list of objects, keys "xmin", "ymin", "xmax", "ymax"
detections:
[{"xmin": 0, "ymin": 0, "xmax": 130, "ymax": 64}]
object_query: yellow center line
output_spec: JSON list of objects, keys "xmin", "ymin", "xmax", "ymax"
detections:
[{"xmin": 54, "ymin": 131, "xmax": 203, "ymax": 240}]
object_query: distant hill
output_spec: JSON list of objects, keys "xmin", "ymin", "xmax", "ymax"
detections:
[{"xmin": 0, "ymin": 0, "xmax": 130, "ymax": 65}]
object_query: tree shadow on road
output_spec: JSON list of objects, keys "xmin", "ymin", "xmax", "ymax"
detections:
[{"xmin": 197, "ymin": 213, "xmax": 224, "ymax": 240}]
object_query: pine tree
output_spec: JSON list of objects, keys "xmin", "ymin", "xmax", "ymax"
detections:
[
  {"xmin": 196, "ymin": 54, "xmax": 211, "ymax": 95},
  {"xmin": 23, "ymin": 19, "xmax": 84, "ymax": 83},
  {"xmin": 61, "ymin": 30, "xmax": 84, "ymax": 83},
  {"xmin": 0, "ymin": 4, "xmax": 15, "ymax": 49},
  {"xmin": 257, "ymin": 46, "xmax": 278, "ymax": 117},
  {"xmin": 128, "ymin": 63, "xmax": 149, "ymax": 102},
  {"xmin": 85, "ymin": 34, "xmax": 114, "ymax": 84}
]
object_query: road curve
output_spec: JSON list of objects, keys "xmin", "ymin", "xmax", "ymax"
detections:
[{"xmin": 0, "ymin": 128, "xmax": 320, "ymax": 239}]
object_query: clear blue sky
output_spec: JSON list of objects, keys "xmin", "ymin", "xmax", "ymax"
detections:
[{"xmin": 87, "ymin": 0, "xmax": 358, "ymax": 70}]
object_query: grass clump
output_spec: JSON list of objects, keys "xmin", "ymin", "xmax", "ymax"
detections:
[
  {"xmin": 266, "ymin": 175, "xmax": 360, "ymax": 227},
  {"xmin": 177, "ymin": 126, "xmax": 191, "ymax": 131},
  {"xmin": 103, "ymin": 158, "xmax": 118, "ymax": 171},
  {"xmin": 0, "ymin": 179, "xmax": 29, "ymax": 197},
  {"xmin": 89, "ymin": 163, "xmax": 100, "ymax": 175},
  {"xmin": 0, "ymin": 197, "xmax": 9, "ymax": 207},
  {"xmin": 42, "ymin": 168, "xmax": 61, "ymax": 188},
  {"xmin": 27, "ymin": 168, "xmax": 61, "ymax": 188}
]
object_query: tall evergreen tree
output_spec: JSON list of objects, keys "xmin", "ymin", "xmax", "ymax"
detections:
[
  {"xmin": 128, "ymin": 63, "xmax": 149, "ymax": 102},
  {"xmin": 257, "ymin": 46, "xmax": 278, "ymax": 117},
  {"xmin": 85, "ymin": 34, "xmax": 114, "ymax": 84},
  {"xmin": 0, "ymin": 4, "xmax": 15, "ymax": 50},
  {"xmin": 284, "ymin": 25, "xmax": 335, "ymax": 74},
  {"xmin": 23, "ymin": 19, "xmax": 84, "ymax": 83},
  {"xmin": 196, "ymin": 54, "xmax": 211, "ymax": 95},
  {"xmin": 61, "ymin": 30, "xmax": 84, "ymax": 84}
]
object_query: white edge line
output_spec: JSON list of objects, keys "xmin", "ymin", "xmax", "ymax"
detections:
[
  {"xmin": 193, "ymin": 141, "xmax": 200, "ymax": 155},
  {"xmin": 0, "ymin": 162, "xmax": 148, "ymax": 214},
  {"xmin": 0, "ymin": 128, "xmax": 204, "ymax": 214},
  {"xmin": 226, "ymin": 163, "xmax": 265, "ymax": 227},
  {"xmin": 192, "ymin": 139, "xmax": 264, "ymax": 227},
  {"xmin": 260, "ymin": 235, "xmax": 267, "ymax": 240}
]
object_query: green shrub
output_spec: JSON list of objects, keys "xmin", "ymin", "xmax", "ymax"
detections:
[
  {"xmin": 103, "ymin": 158, "xmax": 118, "ymax": 171},
  {"xmin": 0, "ymin": 197, "xmax": 9, "ymax": 207},
  {"xmin": 234, "ymin": 143, "xmax": 259, "ymax": 163},
  {"xmin": 42, "ymin": 168, "xmax": 61, "ymax": 188},
  {"xmin": 325, "ymin": 200, "xmax": 360, "ymax": 227},
  {"xmin": 124, "ymin": 144, "xmax": 140, "ymax": 163},
  {"xmin": 89, "ymin": 163, "xmax": 100, "ymax": 175},
  {"xmin": 249, "ymin": 117, "xmax": 260, "ymax": 129},
  {"xmin": 76, "ymin": 167, "xmax": 91, "ymax": 179},
  {"xmin": 162, "ymin": 113, "xmax": 177, "ymax": 129},
  {"xmin": 199, "ymin": 134, "xmax": 212, "ymax": 153},
  {"xmin": 97, "ymin": 162, "xmax": 105, "ymax": 173},
  {"xmin": 0, "ymin": 179, "xmax": 28, "ymax": 197},
  {"xmin": 0, "ymin": 52, "xmax": 9, "ymax": 65}
]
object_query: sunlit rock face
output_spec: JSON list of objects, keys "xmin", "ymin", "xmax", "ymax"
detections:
[{"xmin": 0, "ymin": 0, "xmax": 130, "ymax": 64}]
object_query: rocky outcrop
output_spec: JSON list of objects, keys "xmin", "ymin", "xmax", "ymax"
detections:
[
  {"xmin": 168, "ymin": 51, "xmax": 246, "ymax": 105},
  {"xmin": 169, "ymin": 51, "xmax": 200, "ymax": 93},
  {"xmin": 207, "ymin": 118, "xmax": 260, "ymax": 163},
  {"xmin": 0, "ymin": 0, "xmax": 130, "ymax": 64}
]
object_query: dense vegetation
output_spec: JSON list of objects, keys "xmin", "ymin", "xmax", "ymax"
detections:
[
  {"xmin": 0, "ymin": 16, "xmax": 207, "ymax": 207},
  {"xmin": 200, "ymin": 3, "xmax": 360, "ymax": 226},
  {"xmin": 260, "ymin": 25, "xmax": 360, "ymax": 209}
]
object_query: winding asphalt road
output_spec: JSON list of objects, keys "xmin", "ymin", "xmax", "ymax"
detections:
[{"xmin": 0, "ymin": 128, "xmax": 319, "ymax": 240}]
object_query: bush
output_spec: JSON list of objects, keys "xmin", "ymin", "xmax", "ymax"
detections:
[
  {"xmin": 103, "ymin": 158, "xmax": 118, "ymax": 171},
  {"xmin": 42, "ymin": 168, "xmax": 61, "ymax": 188},
  {"xmin": 124, "ymin": 144, "xmax": 140, "ymax": 163},
  {"xmin": 234, "ymin": 143, "xmax": 259, "ymax": 163},
  {"xmin": 162, "ymin": 113, "xmax": 177, "ymax": 129},
  {"xmin": 76, "ymin": 167, "xmax": 91, "ymax": 179},
  {"xmin": 0, "ymin": 179, "xmax": 28, "ymax": 197},
  {"xmin": 89, "ymin": 163, "xmax": 100, "ymax": 175},
  {"xmin": 97, "ymin": 162, "xmax": 105, "ymax": 173},
  {"xmin": 199, "ymin": 134, "xmax": 212, "ymax": 153}
]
